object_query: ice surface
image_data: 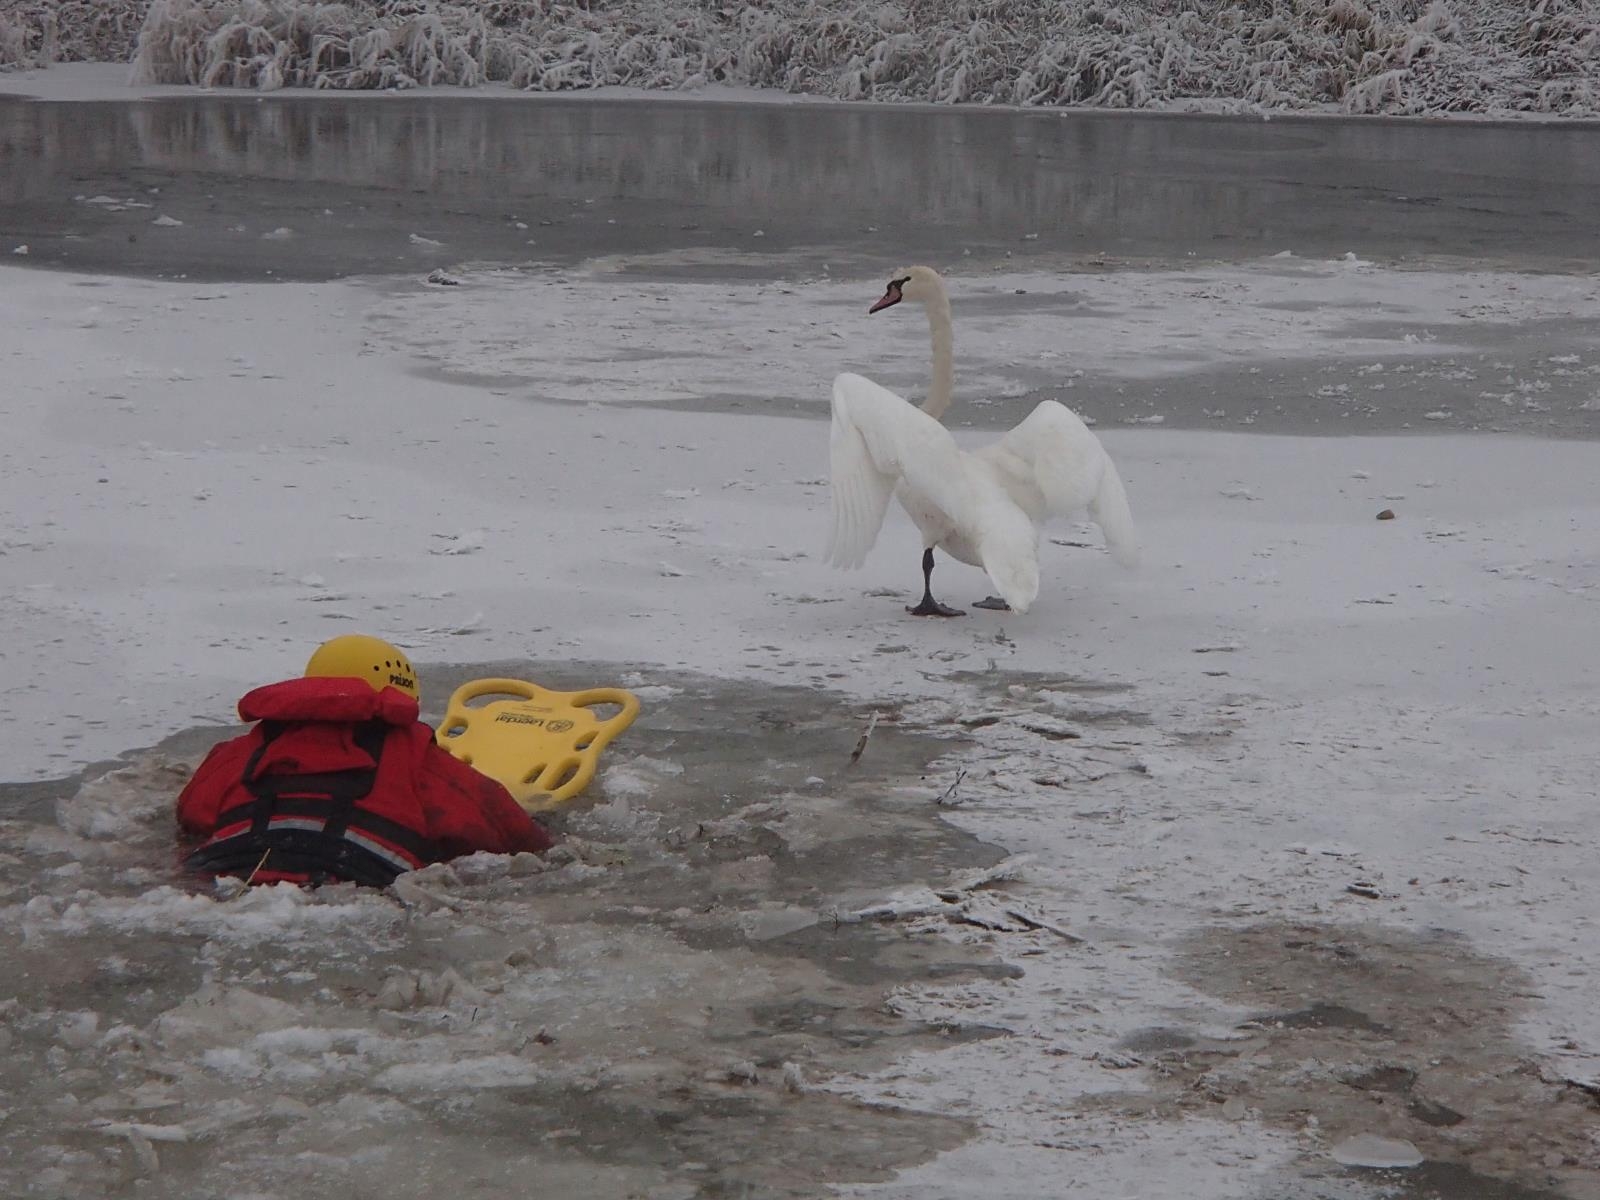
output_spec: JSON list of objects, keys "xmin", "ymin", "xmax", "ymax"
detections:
[{"xmin": 1, "ymin": 247, "xmax": 1597, "ymax": 1195}]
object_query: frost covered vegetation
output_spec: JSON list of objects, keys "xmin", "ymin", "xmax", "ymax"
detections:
[
  {"xmin": 0, "ymin": 2, "xmax": 147, "ymax": 68},
  {"xmin": 1, "ymin": 0, "xmax": 1598, "ymax": 115}
]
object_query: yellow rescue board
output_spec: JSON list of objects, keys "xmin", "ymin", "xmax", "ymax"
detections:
[{"xmin": 435, "ymin": 677, "xmax": 641, "ymax": 813}]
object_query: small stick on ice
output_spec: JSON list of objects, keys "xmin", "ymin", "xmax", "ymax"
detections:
[
  {"xmin": 935, "ymin": 767, "xmax": 967, "ymax": 807},
  {"xmin": 849, "ymin": 711, "xmax": 879, "ymax": 765},
  {"xmin": 1001, "ymin": 906, "xmax": 1085, "ymax": 943},
  {"xmin": 90, "ymin": 1120, "xmax": 191, "ymax": 1143},
  {"xmin": 238, "ymin": 847, "xmax": 272, "ymax": 891}
]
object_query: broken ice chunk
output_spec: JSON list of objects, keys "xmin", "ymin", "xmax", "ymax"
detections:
[{"xmin": 1330, "ymin": 1134, "xmax": 1424, "ymax": 1169}]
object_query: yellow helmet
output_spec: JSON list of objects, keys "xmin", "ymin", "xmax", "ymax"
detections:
[{"xmin": 304, "ymin": 634, "xmax": 420, "ymax": 701}]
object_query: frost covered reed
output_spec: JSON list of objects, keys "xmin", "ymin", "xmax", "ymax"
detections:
[
  {"xmin": 0, "ymin": 1, "xmax": 148, "ymax": 69},
  {"xmin": 5, "ymin": 0, "xmax": 1598, "ymax": 118}
]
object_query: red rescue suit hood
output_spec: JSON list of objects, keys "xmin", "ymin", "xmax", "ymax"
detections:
[{"xmin": 237, "ymin": 677, "xmax": 421, "ymax": 727}]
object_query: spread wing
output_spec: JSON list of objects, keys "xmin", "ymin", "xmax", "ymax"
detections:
[
  {"xmin": 979, "ymin": 400, "xmax": 1139, "ymax": 568},
  {"xmin": 824, "ymin": 371, "xmax": 970, "ymax": 568},
  {"xmin": 982, "ymin": 400, "xmax": 1106, "ymax": 515}
]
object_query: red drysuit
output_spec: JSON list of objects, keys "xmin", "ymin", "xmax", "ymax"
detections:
[{"xmin": 176, "ymin": 676, "xmax": 552, "ymax": 886}]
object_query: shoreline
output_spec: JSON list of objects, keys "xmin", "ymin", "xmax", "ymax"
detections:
[{"xmin": 5, "ymin": 61, "xmax": 1600, "ymax": 129}]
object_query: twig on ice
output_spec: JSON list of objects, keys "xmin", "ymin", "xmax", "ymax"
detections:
[
  {"xmin": 935, "ymin": 768, "xmax": 968, "ymax": 806},
  {"xmin": 1001, "ymin": 906, "xmax": 1085, "ymax": 943},
  {"xmin": 849, "ymin": 711, "xmax": 879, "ymax": 765}
]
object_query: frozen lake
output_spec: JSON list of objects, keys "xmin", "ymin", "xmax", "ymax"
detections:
[
  {"xmin": 1, "ymin": 79, "xmax": 1597, "ymax": 1200},
  {"xmin": 5, "ymin": 94, "xmax": 1600, "ymax": 283}
]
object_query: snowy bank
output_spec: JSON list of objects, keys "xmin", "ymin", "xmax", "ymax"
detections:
[{"xmin": 2, "ymin": 0, "xmax": 1598, "ymax": 118}]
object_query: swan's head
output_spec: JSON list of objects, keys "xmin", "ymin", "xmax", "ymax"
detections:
[{"xmin": 869, "ymin": 265, "xmax": 944, "ymax": 314}]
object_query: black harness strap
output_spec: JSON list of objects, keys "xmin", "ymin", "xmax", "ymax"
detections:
[
  {"xmin": 239, "ymin": 719, "xmax": 283, "ymax": 840},
  {"xmin": 190, "ymin": 719, "xmax": 409, "ymax": 887},
  {"xmin": 207, "ymin": 797, "xmax": 432, "ymax": 861},
  {"xmin": 243, "ymin": 717, "xmax": 387, "ymax": 818},
  {"xmin": 322, "ymin": 720, "xmax": 387, "ymax": 840},
  {"xmin": 185, "ymin": 831, "xmax": 402, "ymax": 890}
]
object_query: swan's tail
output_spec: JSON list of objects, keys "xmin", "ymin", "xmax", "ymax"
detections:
[
  {"xmin": 1090, "ymin": 453, "xmax": 1140, "ymax": 569},
  {"xmin": 981, "ymin": 547, "xmax": 1040, "ymax": 615}
]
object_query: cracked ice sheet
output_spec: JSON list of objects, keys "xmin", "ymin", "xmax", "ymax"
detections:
[{"xmin": 2, "ymin": 258, "xmax": 1600, "ymax": 1192}]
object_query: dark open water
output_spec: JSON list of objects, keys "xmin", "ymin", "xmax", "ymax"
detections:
[{"xmin": 2, "ymin": 94, "xmax": 1598, "ymax": 280}]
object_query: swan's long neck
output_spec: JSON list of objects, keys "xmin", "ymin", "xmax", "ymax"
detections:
[{"xmin": 921, "ymin": 290, "xmax": 954, "ymax": 422}]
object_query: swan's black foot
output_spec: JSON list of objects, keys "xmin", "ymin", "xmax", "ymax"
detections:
[
  {"xmin": 972, "ymin": 595, "xmax": 1012, "ymax": 612},
  {"xmin": 907, "ymin": 550, "xmax": 963, "ymax": 616},
  {"xmin": 907, "ymin": 597, "xmax": 965, "ymax": 618}
]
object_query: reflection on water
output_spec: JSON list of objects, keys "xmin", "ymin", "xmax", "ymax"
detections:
[{"xmin": 3, "ymin": 95, "xmax": 1598, "ymax": 280}]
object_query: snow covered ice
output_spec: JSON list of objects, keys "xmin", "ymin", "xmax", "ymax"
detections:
[{"xmin": 2, "ymin": 53, "xmax": 1600, "ymax": 1200}]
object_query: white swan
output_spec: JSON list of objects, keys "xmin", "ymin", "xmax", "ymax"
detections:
[{"xmin": 826, "ymin": 266, "xmax": 1139, "ymax": 616}]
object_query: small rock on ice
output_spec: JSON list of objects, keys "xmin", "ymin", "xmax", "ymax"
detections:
[
  {"xmin": 1330, "ymin": 1134, "xmax": 1424, "ymax": 1169},
  {"xmin": 1131, "ymin": 751, "xmax": 1185, "ymax": 778},
  {"xmin": 430, "ymin": 529, "xmax": 487, "ymax": 556},
  {"xmin": 445, "ymin": 612, "xmax": 485, "ymax": 636}
]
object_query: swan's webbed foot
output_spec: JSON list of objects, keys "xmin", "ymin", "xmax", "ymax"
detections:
[
  {"xmin": 907, "ymin": 547, "xmax": 964, "ymax": 617},
  {"xmin": 972, "ymin": 596, "xmax": 1012, "ymax": 612},
  {"xmin": 907, "ymin": 597, "xmax": 965, "ymax": 618}
]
